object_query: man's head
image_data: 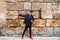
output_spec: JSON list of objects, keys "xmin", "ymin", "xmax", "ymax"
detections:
[{"xmin": 29, "ymin": 10, "xmax": 33, "ymax": 15}]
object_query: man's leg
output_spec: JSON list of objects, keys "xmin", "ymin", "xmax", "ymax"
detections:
[
  {"xmin": 29, "ymin": 25, "xmax": 33, "ymax": 39},
  {"xmin": 29, "ymin": 26, "xmax": 31, "ymax": 37},
  {"xmin": 22, "ymin": 26, "xmax": 28, "ymax": 39}
]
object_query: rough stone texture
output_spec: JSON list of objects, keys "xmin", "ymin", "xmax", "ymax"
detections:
[
  {"xmin": 44, "ymin": 0, "xmax": 54, "ymax": 2},
  {"xmin": 24, "ymin": 2, "xmax": 31, "ymax": 10},
  {"xmin": 54, "ymin": 0, "xmax": 60, "ymax": 3},
  {"xmin": 32, "ymin": 27, "xmax": 46, "ymax": 36},
  {"xmin": 51, "ymin": 20, "xmax": 60, "ymax": 27},
  {"xmin": 7, "ymin": 20, "xmax": 18, "ymax": 28},
  {"xmin": 41, "ymin": 11, "xmax": 53, "ymax": 19},
  {"xmin": 16, "ymin": 0, "xmax": 27, "ymax": 2},
  {"xmin": 54, "ymin": 27, "xmax": 60, "ymax": 36},
  {"xmin": 0, "ymin": 2, "xmax": 7, "ymax": 19},
  {"xmin": 53, "ymin": 11, "xmax": 60, "ymax": 19},
  {"xmin": 46, "ymin": 3, "xmax": 52, "ymax": 11},
  {"xmin": 32, "ymin": 3, "xmax": 42, "ymax": 10},
  {"xmin": 30, "ymin": 0, "xmax": 43, "ymax": 2},
  {"xmin": 33, "ymin": 19, "xmax": 46, "ymax": 27},
  {"xmin": 18, "ymin": 19, "xmax": 25, "ymax": 28},
  {"xmin": 46, "ymin": 27, "xmax": 54, "ymax": 36},
  {"xmin": 32, "ymin": 11, "xmax": 39, "ymax": 18},
  {"xmin": 0, "ymin": 0, "xmax": 16, "ymax": 2},
  {"xmin": 6, "ymin": 11, "xmax": 18, "ymax": 19},
  {"xmin": 46, "ymin": 19, "xmax": 60, "ymax": 27},
  {"xmin": 7, "ymin": 2, "xmax": 24, "ymax": 11},
  {"xmin": 52, "ymin": 3, "xmax": 58, "ymax": 11},
  {"xmin": 0, "ymin": 2, "xmax": 7, "ymax": 29}
]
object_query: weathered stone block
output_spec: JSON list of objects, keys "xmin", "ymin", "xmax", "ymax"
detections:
[
  {"xmin": 44, "ymin": 0, "xmax": 54, "ymax": 2},
  {"xmin": 53, "ymin": 11, "xmax": 60, "ymax": 19},
  {"xmin": 54, "ymin": 0, "xmax": 60, "ymax": 3},
  {"xmin": 7, "ymin": 20, "xmax": 18, "ymax": 28},
  {"xmin": 56, "ymin": 3, "xmax": 60, "ymax": 11},
  {"xmin": 7, "ymin": 2, "xmax": 24, "ymax": 10},
  {"xmin": 32, "ymin": 3, "xmax": 41, "ymax": 10},
  {"xmin": 32, "ymin": 27, "xmax": 46, "ymax": 36},
  {"xmin": 46, "ymin": 3, "xmax": 52, "ymax": 11},
  {"xmin": 46, "ymin": 19, "xmax": 52, "ymax": 27},
  {"xmin": 16, "ymin": 0, "xmax": 27, "ymax": 2},
  {"xmin": 37, "ymin": 27, "xmax": 46, "ymax": 35},
  {"xmin": 32, "ymin": 11, "xmax": 39, "ymax": 18},
  {"xmin": 33, "ymin": 19, "xmax": 46, "ymax": 27},
  {"xmin": 51, "ymin": 20, "xmax": 60, "ymax": 27},
  {"xmin": 0, "ymin": 2, "xmax": 7, "ymax": 27},
  {"xmin": 41, "ymin": 3, "xmax": 47, "ymax": 11},
  {"xmin": 46, "ymin": 27, "xmax": 54, "ymax": 36},
  {"xmin": 24, "ymin": 2, "xmax": 31, "ymax": 10},
  {"xmin": 54, "ymin": 27, "xmax": 60, "ymax": 36},
  {"xmin": 16, "ymin": 27, "xmax": 24, "ymax": 35},
  {"xmin": 0, "ymin": 2, "xmax": 7, "ymax": 20},
  {"xmin": 18, "ymin": 19, "xmax": 25, "ymax": 27},
  {"xmin": 32, "ymin": 27, "xmax": 38, "ymax": 35},
  {"xmin": 52, "ymin": 3, "xmax": 58, "ymax": 11},
  {"xmin": 6, "ymin": 11, "xmax": 18, "ymax": 19},
  {"xmin": 30, "ymin": 0, "xmax": 43, "ymax": 2},
  {"xmin": 1, "ymin": 27, "xmax": 16, "ymax": 36},
  {"xmin": 0, "ymin": 20, "xmax": 6, "ymax": 28},
  {"xmin": 0, "ymin": 0, "xmax": 16, "ymax": 2},
  {"xmin": 41, "ymin": 11, "xmax": 53, "ymax": 19}
]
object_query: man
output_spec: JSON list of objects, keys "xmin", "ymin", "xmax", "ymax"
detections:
[{"xmin": 18, "ymin": 11, "xmax": 34, "ymax": 39}]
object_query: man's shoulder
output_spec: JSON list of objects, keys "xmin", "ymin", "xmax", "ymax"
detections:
[{"xmin": 26, "ymin": 14, "xmax": 29, "ymax": 16}]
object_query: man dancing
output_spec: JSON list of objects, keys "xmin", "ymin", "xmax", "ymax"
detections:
[{"xmin": 18, "ymin": 11, "xmax": 34, "ymax": 39}]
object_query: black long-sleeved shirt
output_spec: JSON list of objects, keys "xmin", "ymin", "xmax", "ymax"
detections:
[{"xmin": 18, "ymin": 14, "xmax": 34, "ymax": 25}]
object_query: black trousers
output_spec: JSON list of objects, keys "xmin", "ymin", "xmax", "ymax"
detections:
[{"xmin": 22, "ymin": 24, "xmax": 32, "ymax": 37}]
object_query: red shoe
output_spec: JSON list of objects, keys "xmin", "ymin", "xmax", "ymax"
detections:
[
  {"xmin": 30, "ymin": 37, "xmax": 33, "ymax": 39},
  {"xmin": 21, "ymin": 36, "xmax": 24, "ymax": 39}
]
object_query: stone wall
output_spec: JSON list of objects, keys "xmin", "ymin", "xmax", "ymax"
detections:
[{"xmin": 0, "ymin": 0, "xmax": 60, "ymax": 37}]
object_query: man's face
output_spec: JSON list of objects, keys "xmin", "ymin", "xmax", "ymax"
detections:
[{"xmin": 29, "ymin": 12, "xmax": 32, "ymax": 15}]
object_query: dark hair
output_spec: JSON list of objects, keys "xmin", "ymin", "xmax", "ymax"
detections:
[{"xmin": 30, "ymin": 10, "xmax": 33, "ymax": 12}]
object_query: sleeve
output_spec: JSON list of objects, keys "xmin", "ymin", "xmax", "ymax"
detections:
[
  {"xmin": 32, "ymin": 16, "xmax": 34, "ymax": 21},
  {"xmin": 18, "ymin": 14, "xmax": 26, "ymax": 17}
]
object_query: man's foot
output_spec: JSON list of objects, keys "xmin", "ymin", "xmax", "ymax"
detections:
[
  {"xmin": 30, "ymin": 36, "xmax": 33, "ymax": 39},
  {"xmin": 21, "ymin": 36, "xmax": 24, "ymax": 39}
]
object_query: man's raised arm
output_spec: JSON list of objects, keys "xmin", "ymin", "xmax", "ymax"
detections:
[{"xmin": 18, "ymin": 14, "xmax": 26, "ymax": 17}]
